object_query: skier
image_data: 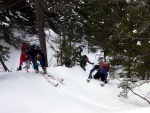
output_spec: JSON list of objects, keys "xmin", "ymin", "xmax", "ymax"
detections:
[
  {"xmin": 18, "ymin": 42, "xmax": 31, "ymax": 71},
  {"xmin": 80, "ymin": 55, "xmax": 94, "ymax": 71},
  {"xmin": 28, "ymin": 45, "xmax": 47, "ymax": 73},
  {"xmin": 76, "ymin": 45, "xmax": 83, "ymax": 57},
  {"xmin": 88, "ymin": 62, "xmax": 109, "ymax": 83}
]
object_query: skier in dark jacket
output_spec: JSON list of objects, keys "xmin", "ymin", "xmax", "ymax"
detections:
[
  {"xmin": 76, "ymin": 46, "xmax": 83, "ymax": 57},
  {"xmin": 88, "ymin": 64, "xmax": 108, "ymax": 83},
  {"xmin": 80, "ymin": 55, "xmax": 94, "ymax": 71},
  {"xmin": 28, "ymin": 45, "xmax": 47, "ymax": 73}
]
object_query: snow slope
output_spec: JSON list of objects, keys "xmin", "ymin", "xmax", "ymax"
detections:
[
  {"xmin": 0, "ymin": 36, "xmax": 150, "ymax": 113},
  {"xmin": 0, "ymin": 55, "xmax": 150, "ymax": 113}
]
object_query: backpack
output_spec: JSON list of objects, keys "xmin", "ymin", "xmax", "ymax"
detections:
[
  {"xmin": 100, "ymin": 62, "xmax": 110, "ymax": 72},
  {"xmin": 21, "ymin": 43, "xmax": 29, "ymax": 54},
  {"xmin": 81, "ymin": 55, "xmax": 88, "ymax": 63}
]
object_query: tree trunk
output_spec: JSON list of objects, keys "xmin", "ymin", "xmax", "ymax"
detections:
[
  {"xmin": 34, "ymin": 0, "xmax": 48, "ymax": 66},
  {"xmin": 146, "ymin": 72, "xmax": 149, "ymax": 80},
  {"xmin": 0, "ymin": 58, "xmax": 9, "ymax": 71},
  {"xmin": 3, "ymin": 27, "xmax": 11, "ymax": 44}
]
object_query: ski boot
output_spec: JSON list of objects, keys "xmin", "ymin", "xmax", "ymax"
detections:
[{"xmin": 35, "ymin": 69, "xmax": 39, "ymax": 73}]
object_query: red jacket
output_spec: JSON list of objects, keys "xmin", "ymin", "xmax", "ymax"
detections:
[
  {"xmin": 21, "ymin": 44, "xmax": 29, "ymax": 54},
  {"xmin": 19, "ymin": 53, "xmax": 31, "ymax": 66}
]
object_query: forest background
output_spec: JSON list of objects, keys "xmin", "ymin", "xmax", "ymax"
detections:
[{"xmin": 0, "ymin": 0, "xmax": 150, "ymax": 103}]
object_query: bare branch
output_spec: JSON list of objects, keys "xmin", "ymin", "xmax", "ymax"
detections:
[{"xmin": 117, "ymin": 78, "xmax": 150, "ymax": 104}]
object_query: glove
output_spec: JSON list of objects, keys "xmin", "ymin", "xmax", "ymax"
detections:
[
  {"xmin": 88, "ymin": 75, "xmax": 92, "ymax": 79},
  {"xmin": 18, "ymin": 66, "xmax": 22, "ymax": 71}
]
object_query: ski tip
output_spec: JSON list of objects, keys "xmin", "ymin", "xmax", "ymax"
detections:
[{"xmin": 55, "ymin": 83, "xmax": 59, "ymax": 87}]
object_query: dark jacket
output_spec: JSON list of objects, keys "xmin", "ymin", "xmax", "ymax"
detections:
[
  {"xmin": 90, "ymin": 65, "xmax": 108, "ymax": 81},
  {"xmin": 80, "ymin": 55, "xmax": 93, "ymax": 65}
]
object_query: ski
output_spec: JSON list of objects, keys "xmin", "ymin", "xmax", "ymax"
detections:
[
  {"xmin": 47, "ymin": 75, "xmax": 63, "ymax": 83},
  {"xmin": 47, "ymin": 79, "xmax": 59, "ymax": 87},
  {"xmin": 40, "ymin": 72, "xmax": 62, "ymax": 86},
  {"xmin": 43, "ymin": 75, "xmax": 59, "ymax": 87}
]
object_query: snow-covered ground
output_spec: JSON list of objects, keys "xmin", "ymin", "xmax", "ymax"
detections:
[{"xmin": 0, "ymin": 32, "xmax": 150, "ymax": 113}]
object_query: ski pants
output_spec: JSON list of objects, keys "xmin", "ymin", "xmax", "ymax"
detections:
[
  {"xmin": 93, "ymin": 72, "xmax": 105, "ymax": 81},
  {"xmin": 30, "ymin": 55, "xmax": 45, "ymax": 70}
]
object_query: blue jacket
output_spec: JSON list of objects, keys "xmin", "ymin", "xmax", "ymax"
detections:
[{"xmin": 90, "ymin": 66, "xmax": 108, "ymax": 81}]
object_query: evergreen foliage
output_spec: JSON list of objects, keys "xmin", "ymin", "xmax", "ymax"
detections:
[
  {"xmin": 0, "ymin": 0, "xmax": 37, "ymax": 48},
  {"xmin": 0, "ymin": 40, "xmax": 10, "ymax": 71},
  {"xmin": 0, "ymin": 43, "xmax": 10, "ymax": 61},
  {"xmin": 108, "ymin": 0, "xmax": 150, "ymax": 80},
  {"xmin": 0, "ymin": 0, "xmax": 149, "ymax": 79}
]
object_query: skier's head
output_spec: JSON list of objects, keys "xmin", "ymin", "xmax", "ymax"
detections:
[{"xmin": 83, "ymin": 55, "xmax": 87, "ymax": 58}]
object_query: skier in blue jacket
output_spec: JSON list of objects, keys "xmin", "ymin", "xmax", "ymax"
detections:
[
  {"xmin": 88, "ymin": 65, "xmax": 108, "ymax": 83},
  {"xmin": 28, "ymin": 45, "xmax": 47, "ymax": 73}
]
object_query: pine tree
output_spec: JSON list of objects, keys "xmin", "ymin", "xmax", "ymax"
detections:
[
  {"xmin": 0, "ymin": 0, "xmax": 37, "ymax": 48},
  {"xmin": 0, "ymin": 43, "xmax": 10, "ymax": 71},
  {"xmin": 108, "ymin": 0, "xmax": 150, "ymax": 80},
  {"xmin": 42, "ymin": 0, "xmax": 85, "ymax": 66}
]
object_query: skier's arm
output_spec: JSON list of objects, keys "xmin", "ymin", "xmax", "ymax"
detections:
[
  {"xmin": 87, "ymin": 61, "xmax": 93, "ymax": 64},
  {"xmin": 87, "ymin": 57, "xmax": 94, "ymax": 64},
  {"xmin": 88, "ymin": 67, "xmax": 95, "ymax": 78}
]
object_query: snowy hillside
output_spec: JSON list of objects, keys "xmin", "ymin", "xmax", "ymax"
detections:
[{"xmin": 0, "ymin": 43, "xmax": 150, "ymax": 113}]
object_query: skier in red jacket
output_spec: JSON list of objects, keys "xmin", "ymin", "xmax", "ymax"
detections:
[{"xmin": 18, "ymin": 42, "xmax": 31, "ymax": 71}]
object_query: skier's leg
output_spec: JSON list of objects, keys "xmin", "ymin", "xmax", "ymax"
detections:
[
  {"xmin": 80, "ymin": 63, "xmax": 86, "ymax": 71},
  {"xmin": 81, "ymin": 66, "xmax": 86, "ymax": 71},
  {"xmin": 100, "ymin": 73, "xmax": 106, "ymax": 82},
  {"xmin": 93, "ymin": 72, "xmax": 101, "ymax": 79},
  {"xmin": 24, "ymin": 61, "xmax": 27, "ymax": 69},
  {"xmin": 26, "ymin": 60, "xmax": 30, "ymax": 69},
  {"xmin": 30, "ymin": 55, "xmax": 38, "ymax": 72},
  {"xmin": 24, "ymin": 60, "xmax": 29, "ymax": 71},
  {"xmin": 39, "ymin": 59, "xmax": 47, "ymax": 74}
]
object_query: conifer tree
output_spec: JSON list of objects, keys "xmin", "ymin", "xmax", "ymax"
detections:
[
  {"xmin": 0, "ymin": 44, "xmax": 10, "ymax": 71},
  {"xmin": 108, "ymin": 0, "xmax": 150, "ymax": 79},
  {"xmin": 0, "ymin": 0, "xmax": 36, "ymax": 48}
]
